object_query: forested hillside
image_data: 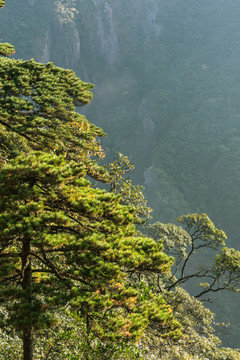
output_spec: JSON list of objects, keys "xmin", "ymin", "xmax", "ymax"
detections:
[{"xmin": 1, "ymin": 0, "xmax": 240, "ymax": 352}]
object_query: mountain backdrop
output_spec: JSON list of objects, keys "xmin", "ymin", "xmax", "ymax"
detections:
[{"xmin": 1, "ymin": 0, "xmax": 240, "ymax": 347}]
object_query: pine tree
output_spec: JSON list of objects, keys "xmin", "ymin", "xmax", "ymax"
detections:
[
  {"xmin": 0, "ymin": 2, "xmax": 180, "ymax": 359},
  {"xmin": 0, "ymin": 152, "xmax": 180, "ymax": 359}
]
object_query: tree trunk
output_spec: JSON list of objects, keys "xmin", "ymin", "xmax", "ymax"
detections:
[
  {"xmin": 23, "ymin": 326, "xmax": 33, "ymax": 360},
  {"xmin": 22, "ymin": 238, "xmax": 33, "ymax": 360}
]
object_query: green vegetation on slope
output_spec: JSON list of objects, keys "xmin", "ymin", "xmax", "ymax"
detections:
[{"xmin": 1, "ymin": 1, "xmax": 240, "ymax": 357}]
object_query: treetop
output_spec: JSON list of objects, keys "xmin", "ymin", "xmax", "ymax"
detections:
[{"xmin": 0, "ymin": 43, "xmax": 15, "ymax": 57}]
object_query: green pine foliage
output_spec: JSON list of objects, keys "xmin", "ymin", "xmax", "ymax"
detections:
[
  {"xmin": 0, "ymin": 57, "xmax": 107, "ymax": 180},
  {"xmin": 106, "ymin": 152, "xmax": 152, "ymax": 223},
  {"xmin": 0, "ymin": 43, "xmax": 15, "ymax": 56},
  {"xmin": 0, "ymin": 3, "xmax": 181, "ymax": 358},
  {"xmin": 0, "ymin": 152, "xmax": 179, "ymax": 357},
  {"xmin": 140, "ymin": 286, "xmax": 240, "ymax": 359}
]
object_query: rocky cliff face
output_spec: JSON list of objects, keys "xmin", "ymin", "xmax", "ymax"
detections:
[{"xmin": 2, "ymin": 1, "xmax": 160, "ymax": 75}]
